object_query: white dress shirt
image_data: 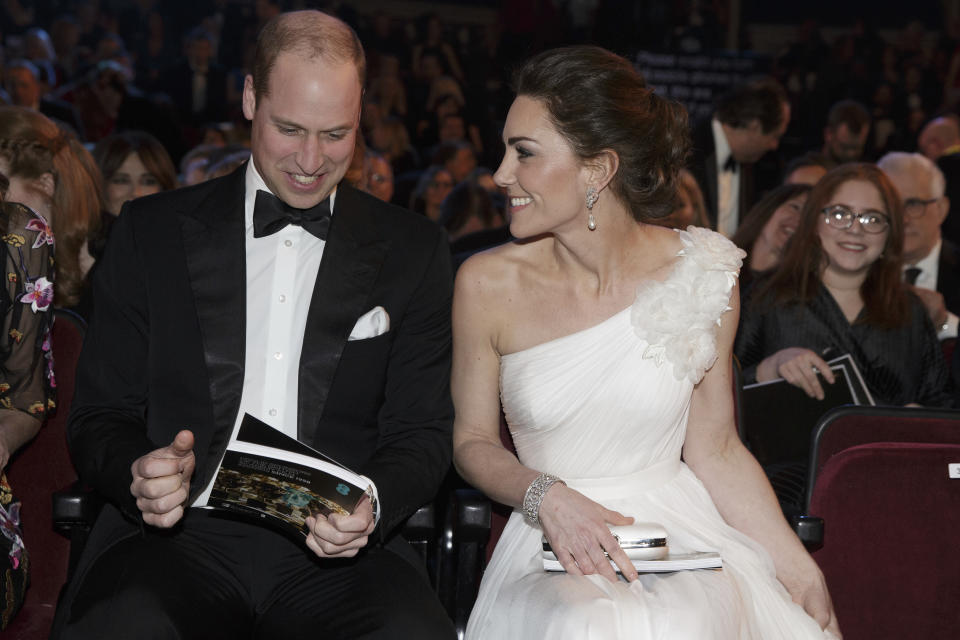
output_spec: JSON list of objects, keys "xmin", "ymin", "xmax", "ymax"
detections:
[
  {"xmin": 712, "ymin": 118, "xmax": 740, "ymax": 238},
  {"xmin": 193, "ymin": 160, "xmax": 333, "ymax": 506},
  {"xmin": 904, "ymin": 239, "xmax": 958, "ymax": 340}
]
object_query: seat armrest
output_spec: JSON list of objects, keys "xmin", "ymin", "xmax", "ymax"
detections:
[
  {"xmin": 789, "ymin": 514, "xmax": 824, "ymax": 549},
  {"xmin": 52, "ymin": 483, "xmax": 103, "ymax": 532}
]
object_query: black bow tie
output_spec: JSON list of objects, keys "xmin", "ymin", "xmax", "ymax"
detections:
[
  {"xmin": 723, "ymin": 154, "xmax": 738, "ymax": 172},
  {"xmin": 904, "ymin": 266, "xmax": 922, "ymax": 285},
  {"xmin": 253, "ymin": 190, "xmax": 331, "ymax": 240}
]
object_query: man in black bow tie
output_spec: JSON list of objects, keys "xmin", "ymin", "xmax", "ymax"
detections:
[
  {"xmin": 54, "ymin": 10, "xmax": 455, "ymax": 639},
  {"xmin": 688, "ymin": 77, "xmax": 790, "ymax": 236}
]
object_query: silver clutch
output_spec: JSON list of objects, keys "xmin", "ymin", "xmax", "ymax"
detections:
[{"xmin": 542, "ymin": 522, "xmax": 669, "ymax": 561}]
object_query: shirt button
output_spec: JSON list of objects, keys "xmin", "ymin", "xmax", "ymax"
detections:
[
  {"xmin": 274, "ymin": 352, "xmax": 282, "ymax": 360},
  {"xmin": 279, "ymin": 294, "xmax": 286, "ymax": 303},
  {"xmin": 284, "ymin": 240, "xmax": 293, "ymax": 247},
  {"xmin": 268, "ymin": 408, "xmax": 277, "ymax": 417}
]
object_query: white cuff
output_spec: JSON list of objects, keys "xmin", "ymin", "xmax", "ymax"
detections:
[{"xmin": 938, "ymin": 311, "xmax": 958, "ymax": 340}]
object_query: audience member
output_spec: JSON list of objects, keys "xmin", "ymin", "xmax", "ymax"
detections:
[
  {"xmin": 821, "ymin": 99, "xmax": 871, "ymax": 165},
  {"xmin": 369, "ymin": 116, "xmax": 420, "ymax": 175},
  {"xmin": 203, "ymin": 147, "xmax": 249, "ymax": 181},
  {"xmin": 917, "ymin": 115, "xmax": 960, "ymax": 160},
  {"xmin": 879, "ymin": 152, "xmax": 960, "ymax": 339},
  {"xmin": 649, "ymin": 168, "xmax": 710, "ymax": 230},
  {"xmin": 93, "ymin": 131, "xmax": 177, "ymax": 217},
  {"xmin": 731, "ymin": 183, "xmax": 811, "ymax": 290},
  {"xmin": 157, "ymin": 26, "xmax": 228, "ymax": 132},
  {"xmin": 0, "ymin": 196, "xmax": 56, "ymax": 631},
  {"xmin": 736, "ymin": 163, "xmax": 951, "ymax": 407},
  {"xmin": 688, "ymin": 77, "xmax": 790, "ymax": 236},
  {"xmin": 363, "ymin": 150, "xmax": 395, "ymax": 203},
  {"xmin": 4, "ymin": 59, "xmax": 84, "ymax": 137},
  {"xmin": 409, "ymin": 165, "xmax": 454, "ymax": 221},
  {"xmin": 918, "ymin": 115, "xmax": 960, "ymax": 247},
  {"xmin": 432, "ymin": 139, "xmax": 477, "ymax": 184},
  {"xmin": 0, "ymin": 106, "xmax": 101, "ymax": 309},
  {"xmin": 783, "ymin": 152, "xmax": 830, "ymax": 185},
  {"xmin": 438, "ymin": 181, "xmax": 503, "ymax": 243}
]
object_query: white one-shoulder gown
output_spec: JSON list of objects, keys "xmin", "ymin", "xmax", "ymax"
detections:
[{"xmin": 465, "ymin": 228, "xmax": 832, "ymax": 639}]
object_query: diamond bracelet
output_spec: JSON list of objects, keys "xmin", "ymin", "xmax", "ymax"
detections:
[{"xmin": 521, "ymin": 472, "xmax": 565, "ymax": 526}]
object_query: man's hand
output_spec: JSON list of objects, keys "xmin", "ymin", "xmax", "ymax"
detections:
[
  {"xmin": 129, "ymin": 430, "xmax": 196, "ymax": 528},
  {"xmin": 909, "ymin": 285, "xmax": 948, "ymax": 329},
  {"xmin": 304, "ymin": 495, "xmax": 376, "ymax": 559}
]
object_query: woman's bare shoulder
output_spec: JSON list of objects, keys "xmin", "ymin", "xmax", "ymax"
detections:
[{"xmin": 455, "ymin": 239, "xmax": 549, "ymax": 299}]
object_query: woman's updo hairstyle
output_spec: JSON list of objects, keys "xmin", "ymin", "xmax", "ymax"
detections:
[{"xmin": 513, "ymin": 45, "xmax": 689, "ymax": 221}]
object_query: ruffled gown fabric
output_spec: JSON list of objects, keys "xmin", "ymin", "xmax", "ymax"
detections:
[{"xmin": 465, "ymin": 228, "xmax": 831, "ymax": 639}]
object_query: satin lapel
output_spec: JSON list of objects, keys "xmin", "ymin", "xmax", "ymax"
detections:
[
  {"xmin": 179, "ymin": 166, "xmax": 247, "ymax": 494},
  {"xmin": 938, "ymin": 241, "xmax": 960, "ymax": 313},
  {"xmin": 705, "ymin": 149, "xmax": 719, "ymax": 228},
  {"xmin": 298, "ymin": 184, "xmax": 391, "ymax": 444}
]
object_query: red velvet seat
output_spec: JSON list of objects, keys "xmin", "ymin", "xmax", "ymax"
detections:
[
  {"xmin": 806, "ymin": 405, "xmax": 960, "ymax": 511},
  {"xmin": 809, "ymin": 442, "xmax": 960, "ymax": 639},
  {"xmin": 4, "ymin": 309, "xmax": 84, "ymax": 639}
]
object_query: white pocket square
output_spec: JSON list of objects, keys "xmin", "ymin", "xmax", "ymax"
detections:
[{"xmin": 349, "ymin": 306, "xmax": 390, "ymax": 341}]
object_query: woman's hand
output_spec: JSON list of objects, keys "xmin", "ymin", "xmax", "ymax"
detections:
[
  {"xmin": 537, "ymin": 483, "xmax": 638, "ymax": 583},
  {"xmin": 780, "ymin": 564, "xmax": 842, "ymax": 638},
  {"xmin": 756, "ymin": 347, "xmax": 835, "ymax": 400}
]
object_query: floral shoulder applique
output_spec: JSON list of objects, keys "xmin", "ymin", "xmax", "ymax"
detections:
[{"xmin": 630, "ymin": 226, "xmax": 745, "ymax": 383}]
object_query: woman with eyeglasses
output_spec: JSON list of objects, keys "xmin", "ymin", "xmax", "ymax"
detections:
[{"xmin": 735, "ymin": 163, "xmax": 951, "ymax": 407}]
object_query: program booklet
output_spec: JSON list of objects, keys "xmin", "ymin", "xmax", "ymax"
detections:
[
  {"xmin": 543, "ymin": 552, "xmax": 722, "ymax": 573},
  {"xmin": 208, "ymin": 413, "xmax": 377, "ymax": 538},
  {"xmin": 741, "ymin": 353, "xmax": 875, "ymax": 466}
]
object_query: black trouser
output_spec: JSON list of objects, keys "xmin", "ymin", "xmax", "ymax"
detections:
[{"xmin": 57, "ymin": 510, "xmax": 455, "ymax": 639}]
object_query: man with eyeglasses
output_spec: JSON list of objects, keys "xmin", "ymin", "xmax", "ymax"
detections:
[{"xmin": 879, "ymin": 152, "xmax": 960, "ymax": 340}]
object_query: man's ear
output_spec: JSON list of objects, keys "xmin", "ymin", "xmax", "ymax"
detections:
[
  {"xmin": 242, "ymin": 75, "xmax": 256, "ymax": 121},
  {"xmin": 585, "ymin": 149, "xmax": 620, "ymax": 193},
  {"xmin": 746, "ymin": 118, "xmax": 763, "ymax": 134},
  {"xmin": 937, "ymin": 195, "xmax": 950, "ymax": 225}
]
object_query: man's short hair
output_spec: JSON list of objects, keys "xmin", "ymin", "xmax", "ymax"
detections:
[
  {"xmin": 877, "ymin": 151, "xmax": 946, "ymax": 198},
  {"xmin": 251, "ymin": 10, "xmax": 366, "ymax": 101},
  {"xmin": 826, "ymin": 99, "xmax": 871, "ymax": 134},
  {"xmin": 714, "ymin": 77, "xmax": 787, "ymax": 134}
]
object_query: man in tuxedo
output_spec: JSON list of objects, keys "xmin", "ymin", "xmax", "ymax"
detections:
[
  {"xmin": 879, "ymin": 152, "xmax": 960, "ymax": 340},
  {"xmin": 54, "ymin": 11, "xmax": 455, "ymax": 639},
  {"xmin": 157, "ymin": 26, "xmax": 228, "ymax": 128},
  {"xmin": 688, "ymin": 77, "xmax": 790, "ymax": 237}
]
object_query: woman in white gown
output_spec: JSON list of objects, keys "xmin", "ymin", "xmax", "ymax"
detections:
[{"xmin": 452, "ymin": 46, "xmax": 840, "ymax": 639}]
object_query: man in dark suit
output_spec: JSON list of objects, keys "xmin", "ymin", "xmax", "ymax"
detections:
[
  {"xmin": 156, "ymin": 26, "xmax": 229, "ymax": 128},
  {"xmin": 4, "ymin": 58, "xmax": 85, "ymax": 138},
  {"xmin": 688, "ymin": 77, "xmax": 790, "ymax": 236},
  {"xmin": 880, "ymin": 151, "xmax": 960, "ymax": 340},
  {"xmin": 53, "ymin": 11, "xmax": 455, "ymax": 639}
]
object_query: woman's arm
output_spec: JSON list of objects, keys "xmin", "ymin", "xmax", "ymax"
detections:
[
  {"xmin": 683, "ymin": 287, "xmax": 841, "ymax": 636},
  {"xmin": 0, "ymin": 203, "xmax": 55, "ymax": 471},
  {"xmin": 451, "ymin": 256, "xmax": 635, "ymax": 582},
  {"xmin": 0, "ymin": 409, "xmax": 40, "ymax": 471}
]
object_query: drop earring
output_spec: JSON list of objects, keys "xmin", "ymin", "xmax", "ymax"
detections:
[{"xmin": 586, "ymin": 186, "xmax": 598, "ymax": 230}]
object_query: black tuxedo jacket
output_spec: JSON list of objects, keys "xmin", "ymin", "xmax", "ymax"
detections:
[
  {"xmin": 66, "ymin": 166, "xmax": 453, "ymax": 574},
  {"xmin": 157, "ymin": 60, "xmax": 229, "ymax": 125},
  {"xmin": 937, "ymin": 238, "xmax": 960, "ymax": 317},
  {"xmin": 688, "ymin": 118, "xmax": 756, "ymax": 230}
]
